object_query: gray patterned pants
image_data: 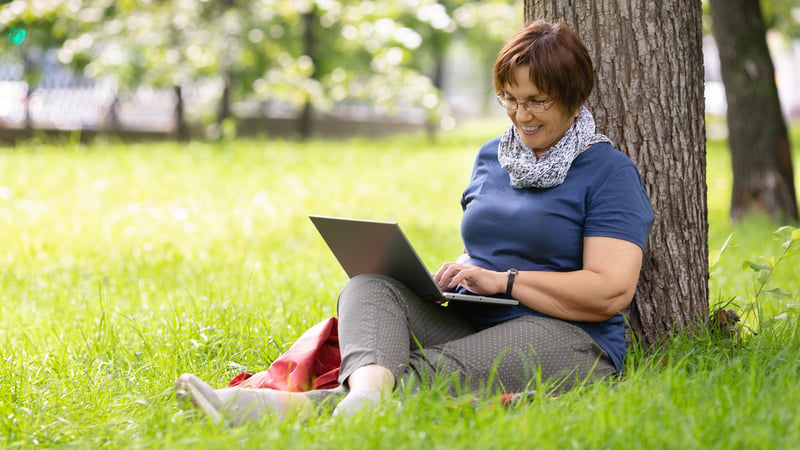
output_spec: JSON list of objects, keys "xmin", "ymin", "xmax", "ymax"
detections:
[{"xmin": 336, "ymin": 274, "xmax": 616, "ymax": 394}]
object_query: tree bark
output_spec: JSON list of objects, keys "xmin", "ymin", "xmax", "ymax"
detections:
[
  {"xmin": 708, "ymin": 0, "xmax": 798, "ymax": 223},
  {"xmin": 525, "ymin": 1, "xmax": 709, "ymax": 347}
]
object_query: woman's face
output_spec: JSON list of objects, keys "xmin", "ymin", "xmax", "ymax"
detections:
[{"xmin": 503, "ymin": 66, "xmax": 576, "ymax": 158}]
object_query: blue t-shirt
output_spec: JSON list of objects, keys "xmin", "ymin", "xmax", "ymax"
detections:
[{"xmin": 450, "ymin": 137, "xmax": 654, "ymax": 372}]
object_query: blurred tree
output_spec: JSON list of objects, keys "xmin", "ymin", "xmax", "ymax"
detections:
[
  {"xmin": 526, "ymin": 0, "xmax": 709, "ymax": 348},
  {"xmin": 225, "ymin": 0, "xmax": 522, "ymax": 137},
  {"xmin": 389, "ymin": 0, "xmax": 522, "ymax": 133},
  {"xmin": 396, "ymin": 0, "xmax": 462, "ymax": 135},
  {"xmin": 57, "ymin": 1, "xmax": 195, "ymax": 137},
  {"xmin": 708, "ymin": 0, "xmax": 798, "ymax": 223},
  {"xmin": 4, "ymin": 0, "xmax": 523, "ymax": 139},
  {"xmin": 194, "ymin": 0, "xmax": 290, "ymax": 138},
  {"xmin": 451, "ymin": 0, "xmax": 523, "ymax": 113},
  {"xmin": 0, "ymin": 0, "xmax": 78, "ymax": 128},
  {"xmin": 55, "ymin": 0, "xmax": 288, "ymax": 139},
  {"xmin": 276, "ymin": 0, "xmax": 443, "ymax": 138},
  {"xmin": 298, "ymin": 6, "xmax": 317, "ymax": 138}
]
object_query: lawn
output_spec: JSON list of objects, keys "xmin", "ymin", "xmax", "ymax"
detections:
[{"xmin": 1, "ymin": 121, "xmax": 799, "ymax": 449}]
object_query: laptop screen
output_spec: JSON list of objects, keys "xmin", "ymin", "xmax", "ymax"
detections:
[{"xmin": 309, "ymin": 215, "xmax": 518, "ymax": 306}]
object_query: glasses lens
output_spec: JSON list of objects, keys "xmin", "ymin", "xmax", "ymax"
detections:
[
  {"xmin": 523, "ymin": 100, "xmax": 551, "ymax": 113},
  {"xmin": 497, "ymin": 94, "xmax": 516, "ymax": 109},
  {"xmin": 525, "ymin": 102, "xmax": 541, "ymax": 113}
]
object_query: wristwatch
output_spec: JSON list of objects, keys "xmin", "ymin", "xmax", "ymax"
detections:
[{"xmin": 506, "ymin": 268, "xmax": 517, "ymax": 297}]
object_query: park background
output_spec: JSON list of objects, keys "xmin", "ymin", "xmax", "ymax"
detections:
[
  {"xmin": 2, "ymin": 0, "xmax": 800, "ymax": 448},
  {"xmin": 1, "ymin": 1, "xmax": 798, "ymax": 139}
]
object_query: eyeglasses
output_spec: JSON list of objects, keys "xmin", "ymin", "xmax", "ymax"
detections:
[{"xmin": 496, "ymin": 92, "xmax": 553, "ymax": 113}]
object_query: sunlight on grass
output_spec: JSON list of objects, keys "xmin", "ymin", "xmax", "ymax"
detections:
[{"xmin": 1, "ymin": 120, "xmax": 799, "ymax": 448}]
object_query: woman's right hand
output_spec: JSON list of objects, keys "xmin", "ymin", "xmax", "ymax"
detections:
[{"xmin": 433, "ymin": 262, "xmax": 506, "ymax": 296}]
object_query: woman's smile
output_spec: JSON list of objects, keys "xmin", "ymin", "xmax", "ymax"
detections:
[
  {"xmin": 505, "ymin": 66, "xmax": 577, "ymax": 157},
  {"xmin": 519, "ymin": 124, "xmax": 542, "ymax": 134}
]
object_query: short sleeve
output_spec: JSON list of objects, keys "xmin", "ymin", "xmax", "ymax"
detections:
[{"xmin": 584, "ymin": 165, "xmax": 654, "ymax": 250}]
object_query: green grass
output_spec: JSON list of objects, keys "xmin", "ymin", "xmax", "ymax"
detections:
[
  {"xmin": 707, "ymin": 123, "xmax": 800, "ymax": 330},
  {"xmin": 1, "ymin": 121, "xmax": 799, "ymax": 448}
]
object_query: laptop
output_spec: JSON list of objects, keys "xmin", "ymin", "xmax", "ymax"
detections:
[{"xmin": 309, "ymin": 215, "xmax": 518, "ymax": 306}]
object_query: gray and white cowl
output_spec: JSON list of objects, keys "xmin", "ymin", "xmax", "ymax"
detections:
[{"xmin": 498, "ymin": 106, "xmax": 612, "ymax": 189}]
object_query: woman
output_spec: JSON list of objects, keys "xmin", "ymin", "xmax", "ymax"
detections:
[{"xmin": 175, "ymin": 19, "xmax": 654, "ymax": 425}]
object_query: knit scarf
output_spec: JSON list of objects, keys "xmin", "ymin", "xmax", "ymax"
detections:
[{"xmin": 498, "ymin": 106, "xmax": 612, "ymax": 189}]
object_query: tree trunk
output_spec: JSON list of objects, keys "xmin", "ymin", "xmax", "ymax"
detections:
[
  {"xmin": 708, "ymin": 0, "xmax": 798, "ymax": 223},
  {"xmin": 104, "ymin": 93, "xmax": 120, "ymax": 130},
  {"xmin": 217, "ymin": 0, "xmax": 237, "ymax": 136},
  {"xmin": 217, "ymin": 70, "xmax": 232, "ymax": 127},
  {"xmin": 426, "ymin": 33, "xmax": 448, "ymax": 138},
  {"xmin": 23, "ymin": 55, "xmax": 34, "ymax": 130},
  {"xmin": 525, "ymin": 1, "xmax": 709, "ymax": 347},
  {"xmin": 298, "ymin": 8, "xmax": 317, "ymax": 139},
  {"xmin": 170, "ymin": 6, "xmax": 188, "ymax": 142},
  {"xmin": 173, "ymin": 84, "xmax": 188, "ymax": 141}
]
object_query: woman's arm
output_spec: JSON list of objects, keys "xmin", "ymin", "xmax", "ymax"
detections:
[{"xmin": 433, "ymin": 236, "xmax": 643, "ymax": 322}]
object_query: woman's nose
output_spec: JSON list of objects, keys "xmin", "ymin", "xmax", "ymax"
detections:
[{"xmin": 515, "ymin": 106, "xmax": 534, "ymax": 120}]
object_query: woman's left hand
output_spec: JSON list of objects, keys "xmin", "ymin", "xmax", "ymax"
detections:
[{"xmin": 433, "ymin": 262, "xmax": 506, "ymax": 296}]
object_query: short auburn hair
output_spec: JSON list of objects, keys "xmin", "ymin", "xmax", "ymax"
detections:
[{"xmin": 493, "ymin": 20, "xmax": 594, "ymax": 114}]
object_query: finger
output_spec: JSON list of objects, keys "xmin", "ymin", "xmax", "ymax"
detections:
[
  {"xmin": 433, "ymin": 262, "xmax": 455, "ymax": 284},
  {"xmin": 446, "ymin": 267, "xmax": 473, "ymax": 289},
  {"xmin": 439, "ymin": 265, "xmax": 466, "ymax": 289},
  {"xmin": 451, "ymin": 267, "xmax": 487, "ymax": 291}
]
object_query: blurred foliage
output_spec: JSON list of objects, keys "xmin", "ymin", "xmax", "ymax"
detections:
[
  {"xmin": 761, "ymin": 0, "xmax": 800, "ymax": 37},
  {"xmin": 703, "ymin": 0, "xmax": 800, "ymax": 37},
  {"xmin": 0, "ymin": 0, "xmax": 523, "ymax": 130}
]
